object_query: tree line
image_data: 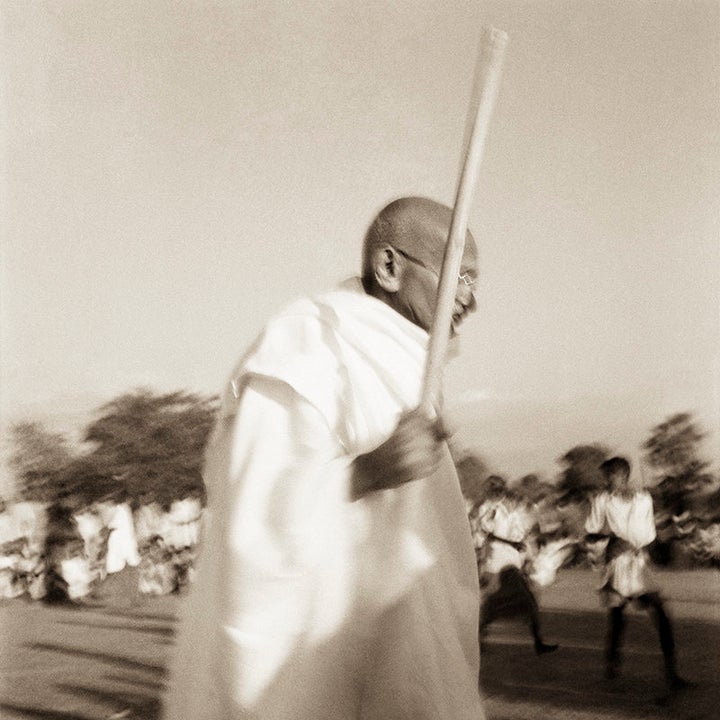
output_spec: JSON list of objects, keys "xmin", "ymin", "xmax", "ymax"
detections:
[
  {"xmin": 6, "ymin": 389, "xmax": 218, "ymax": 510},
  {"xmin": 455, "ymin": 412, "xmax": 720, "ymax": 567},
  {"xmin": 6, "ymin": 390, "xmax": 719, "ymax": 535}
]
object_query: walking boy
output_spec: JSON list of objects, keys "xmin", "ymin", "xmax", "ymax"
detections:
[
  {"xmin": 477, "ymin": 479, "xmax": 558, "ymax": 655},
  {"xmin": 585, "ymin": 456, "xmax": 691, "ymax": 692}
]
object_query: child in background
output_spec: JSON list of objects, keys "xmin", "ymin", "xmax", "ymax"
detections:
[
  {"xmin": 585, "ymin": 456, "xmax": 692, "ymax": 692},
  {"xmin": 478, "ymin": 480, "xmax": 558, "ymax": 655}
]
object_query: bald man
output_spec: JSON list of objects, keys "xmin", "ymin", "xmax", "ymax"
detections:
[{"xmin": 163, "ymin": 197, "xmax": 484, "ymax": 720}]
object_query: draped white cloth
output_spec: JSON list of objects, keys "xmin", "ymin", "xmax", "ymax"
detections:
[{"xmin": 163, "ymin": 280, "xmax": 482, "ymax": 720}]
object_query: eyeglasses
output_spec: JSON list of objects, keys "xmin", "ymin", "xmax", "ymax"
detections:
[{"xmin": 395, "ymin": 248, "xmax": 476, "ymax": 287}]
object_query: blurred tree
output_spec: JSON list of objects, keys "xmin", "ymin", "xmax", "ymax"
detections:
[
  {"xmin": 693, "ymin": 482, "xmax": 720, "ymax": 523},
  {"xmin": 8, "ymin": 422, "xmax": 76, "ymax": 502},
  {"xmin": 82, "ymin": 388, "xmax": 219, "ymax": 508},
  {"xmin": 555, "ymin": 444, "xmax": 611, "ymax": 503},
  {"xmin": 59, "ymin": 455, "xmax": 116, "ymax": 510},
  {"xmin": 643, "ymin": 412, "xmax": 713, "ymax": 517},
  {"xmin": 453, "ymin": 453, "xmax": 490, "ymax": 506}
]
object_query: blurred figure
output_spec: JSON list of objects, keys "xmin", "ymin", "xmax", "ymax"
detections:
[
  {"xmin": 0, "ymin": 548, "xmax": 24, "ymax": 599},
  {"xmin": 104, "ymin": 497, "xmax": 141, "ymax": 575},
  {"xmin": 19, "ymin": 540, "xmax": 47, "ymax": 600},
  {"xmin": 0, "ymin": 500, "xmax": 24, "ymax": 599},
  {"xmin": 135, "ymin": 497, "xmax": 169, "ymax": 550},
  {"xmin": 585, "ymin": 456, "xmax": 692, "ymax": 692},
  {"xmin": 165, "ymin": 495, "xmax": 203, "ymax": 590},
  {"xmin": 138, "ymin": 535, "xmax": 177, "ymax": 596},
  {"xmin": 166, "ymin": 495, "xmax": 203, "ymax": 552},
  {"xmin": 518, "ymin": 476, "xmax": 579, "ymax": 587},
  {"xmin": 74, "ymin": 502, "xmax": 109, "ymax": 590},
  {"xmin": 13, "ymin": 500, "xmax": 48, "ymax": 557},
  {"xmin": 0, "ymin": 531, "xmax": 26, "ymax": 600},
  {"xmin": 42, "ymin": 502, "xmax": 81, "ymax": 604},
  {"xmin": 477, "ymin": 478, "xmax": 558, "ymax": 654},
  {"xmin": 526, "ymin": 536, "xmax": 576, "ymax": 588},
  {"xmin": 468, "ymin": 475, "xmax": 507, "ymax": 567},
  {"xmin": 690, "ymin": 523, "xmax": 720, "ymax": 566},
  {"xmin": 135, "ymin": 496, "xmax": 202, "ymax": 596},
  {"xmin": 0, "ymin": 499, "xmax": 14, "ymax": 542},
  {"xmin": 3, "ymin": 500, "xmax": 50, "ymax": 600},
  {"xmin": 136, "ymin": 499, "xmax": 173, "ymax": 595},
  {"xmin": 59, "ymin": 537, "xmax": 92, "ymax": 601}
]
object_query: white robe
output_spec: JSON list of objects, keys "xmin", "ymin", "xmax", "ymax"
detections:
[
  {"xmin": 585, "ymin": 490, "xmax": 656, "ymax": 600},
  {"xmin": 163, "ymin": 280, "xmax": 482, "ymax": 720}
]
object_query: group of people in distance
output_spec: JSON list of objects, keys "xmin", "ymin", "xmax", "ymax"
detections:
[
  {"xmin": 470, "ymin": 456, "xmax": 692, "ymax": 695},
  {"xmin": 163, "ymin": 197, "xmax": 693, "ymax": 720},
  {"xmin": 0, "ymin": 495, "xmax": 203, "ymax": 603}
]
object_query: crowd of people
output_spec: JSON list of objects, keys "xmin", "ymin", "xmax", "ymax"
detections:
[
  {"xmin": 0, "ymin": 494, "xmax": 203, "ymax": 603},
  {"xmin": 2, "ymin": 449, "xmax": 707, "ymax": 696}
]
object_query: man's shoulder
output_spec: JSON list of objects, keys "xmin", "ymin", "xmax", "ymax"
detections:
[
  {"xmin": 242, "ymin": 297, "xmax": 341, "ymax": 376},
  {"xmin": 263, "ymin": 296, "xmax": 325, "ymax": 336},
  {"xmin": 264, "ymin": 279, "xmax": 369, "ymax": 331}
]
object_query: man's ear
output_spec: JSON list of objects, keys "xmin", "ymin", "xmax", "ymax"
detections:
[{"xmin": 372, "ymin": 244, "xmax": 402, "ymax": 293}]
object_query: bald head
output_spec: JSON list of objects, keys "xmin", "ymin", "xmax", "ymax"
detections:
[
  {"xmin": 362, "ymin": 197, "xmax": 476, "ymax": 291},
  {"xmin": 361, "ymin": 196, "xmax": 479, "ymax": 333}
]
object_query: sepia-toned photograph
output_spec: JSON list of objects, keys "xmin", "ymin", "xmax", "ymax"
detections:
[{"xmin": 1, "ymin": 2, "xmax": 718, "ymax": 719}]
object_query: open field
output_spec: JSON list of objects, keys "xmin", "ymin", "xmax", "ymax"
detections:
[{"xmin": 1, "ymin": 568, "xmax": 718, "ymax": 720}]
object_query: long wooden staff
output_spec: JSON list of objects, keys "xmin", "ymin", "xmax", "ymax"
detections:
[{"xmin": 420, "ymin": 26, "xmax": 508, "ymax": 413}]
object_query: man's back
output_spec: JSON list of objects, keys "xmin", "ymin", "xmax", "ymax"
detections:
[{"xmin": 163, "ymin": 280, "xmax": 482, "ymax": 720}]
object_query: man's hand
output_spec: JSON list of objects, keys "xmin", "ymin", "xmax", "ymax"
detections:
[{"xmin": 351, "ymin": 408, "xmax": 447, "ymax": 500}]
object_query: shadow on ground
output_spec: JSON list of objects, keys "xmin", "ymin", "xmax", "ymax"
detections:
[
  {"xmin": 2, "ymin": 568, "xmax": 718, "ymax": 720},
  {"xmin": 481, "ymin": 608, "xmax": 719, "ymax": 720},
  {"xmin": 0, "ymin": 706, "xmax": 93, "ymax": 720}
]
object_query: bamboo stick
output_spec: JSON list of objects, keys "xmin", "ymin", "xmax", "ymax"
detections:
[{"xmin": 420, "ymin": 26, "xmax": 508, "ymax": 413}]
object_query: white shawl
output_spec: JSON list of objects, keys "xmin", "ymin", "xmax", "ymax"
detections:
[{"xmin": 164, "ymin": 280, "xmax": 482, "ymax": 720}]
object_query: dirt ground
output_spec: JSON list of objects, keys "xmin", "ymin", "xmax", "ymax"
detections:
[{"xmin": 1, "ymin": 568, "xmax": 718, "ymax": 720}]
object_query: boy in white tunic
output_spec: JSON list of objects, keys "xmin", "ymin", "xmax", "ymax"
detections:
[
  {"xmin": 585, "ymin": 456, "xmax": 689, "ymax": 690},
  {"xmin": 477, "ymin": 482, "xmax": 558, "ymax": 655},
  {"xmin": 163, "ymin": 197, "xmax": 484, "ymax": 720}
]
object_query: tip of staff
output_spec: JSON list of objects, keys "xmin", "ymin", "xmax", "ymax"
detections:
[{"xmin": 483, "ymin": 26, "xmax": 509, "ymax": 44}]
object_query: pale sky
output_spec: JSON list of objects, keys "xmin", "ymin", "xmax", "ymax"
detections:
[{"xmin": 2, "ymin": 1, "xmax": 719, "ymax": 483}]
